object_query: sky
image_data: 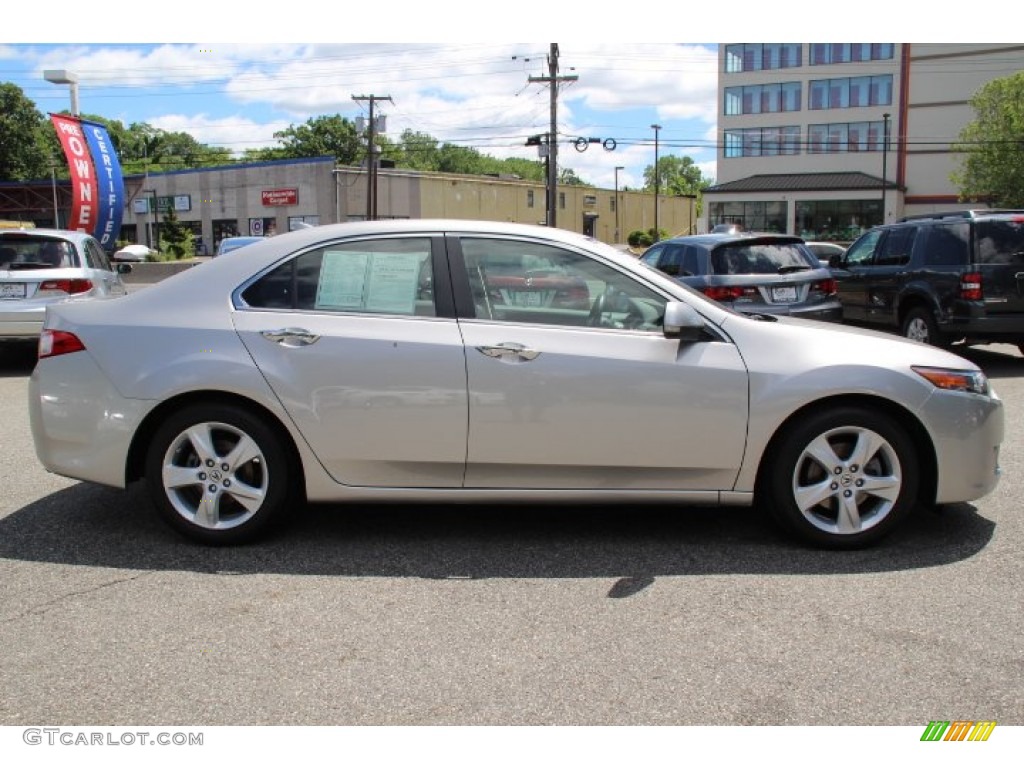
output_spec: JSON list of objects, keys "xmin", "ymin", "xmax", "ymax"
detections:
[{"xmin": 1, "ymin": 5, "xmax": 974, "ymax": 193}]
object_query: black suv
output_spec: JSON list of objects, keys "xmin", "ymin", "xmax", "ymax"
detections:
[{"xmin": 831, "ymin": 210, "xmax": 1024, "ymax": 352}]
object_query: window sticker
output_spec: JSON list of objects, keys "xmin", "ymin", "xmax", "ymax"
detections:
[{"xmin": 315, "ymin": 250, "xmax": 427, "ymax": 314}]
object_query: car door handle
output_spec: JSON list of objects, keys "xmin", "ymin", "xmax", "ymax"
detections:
[
  {"xmin": 476, "ymin": 342, "xmax": 540, "ymax": 362},
  {"xmin": 261, "ymin": 328, "xmax": 321, "ymax": 347}
]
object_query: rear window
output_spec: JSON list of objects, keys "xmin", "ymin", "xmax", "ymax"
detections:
[
  {"xmin": 976, "ymin": 220, "xmax": 1024, "ymax": 265},
  {"xmin": 0, "ymin": 236, "xmax": 80, "ymax": 269},
  {"xmin": 710, "ymin": 242, "xmax": 816, "ymax": 275},
  {"xmin": 919, "ymin": 222, "xmax": 969, "ymax": 267}
]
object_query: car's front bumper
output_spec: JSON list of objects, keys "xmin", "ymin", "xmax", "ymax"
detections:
[{"xmin": 920, "ymin": 386, "xmax": 1004, "ymax": 504}]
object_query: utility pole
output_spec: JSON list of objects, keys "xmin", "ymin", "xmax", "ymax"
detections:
[
  {"xmin": 353, "ymin": 94, "xmax": 393, "ymax": 221},
  {"xmin": 528, "ymin": 44, "xmax": 577, "ymax": 228}
]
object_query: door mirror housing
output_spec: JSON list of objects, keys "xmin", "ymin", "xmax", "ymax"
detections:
[{"xmin": 663, "ymin": 301, "xmax": 705, "ymax": 341}]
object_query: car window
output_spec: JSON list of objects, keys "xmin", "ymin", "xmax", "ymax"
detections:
[
  {"xmin": 241, "ymin": 237, "xmax": 436, "ymax": 317},
  {"xmin": 641, "ymin": 245, "xmax": 663, "ymax": 268},
  {"xmin": 460, "ymin": 237, "xmax": 666, "ymax": 331},
  {"xmin": 680, "ymin": 246, "xmax": 702, "ymax": 277},
  {"xmin": 844, "ymin": 229, "xmax": 883, "ymax": 267},
  {"xmin": 919, "ymin": 222, "xmax": 969, "ymax": 267},
  {"xmin": 657, "ymin": 245, "xmax": 685, "ymax": 276},
  {"xmin": 875, "ymin": 226, "xmax": 916, "ymax": 267},
  {"xmin": 0, "ymin": 236, "xmax": 77, "ymax": 268},
  {"xmin": 709, "ymin": 242, "xmax": 816, "ymax": 275},
  {"xmin": 86, "ymin": 239, "xmax": 113, "ymax": 271},
  {"xmin": 976, "ymin": 220, "xmax": 1024, "ymax": 265}
]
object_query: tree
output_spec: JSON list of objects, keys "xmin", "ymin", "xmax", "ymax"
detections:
[
  {"xmin": 158, "ymin": 205, "xmax": 193, "ymax": 259},
  {"xmin": 270, "ymin": 114, "xmax": 362, "ymax": 164},
  {"xmin": 0, "ymin": 82, "xmax": 52, "ymax": 180},
  {"xmin": 642, "ymin": 154, "xmax": 714, "ymax": 214},
  {"xmin": 952, "ymin": 72, "xmax": 1024, "ymax": 207}
]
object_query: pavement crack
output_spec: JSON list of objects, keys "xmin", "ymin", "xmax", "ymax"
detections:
[{"xmin": 0, "ymin": 571, "xmax": 152, "ymax": 624}]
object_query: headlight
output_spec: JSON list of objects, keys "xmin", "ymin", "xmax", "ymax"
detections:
[{"xmin": 911, "ymin": 366, "xmax": 989, "ymax": 395}]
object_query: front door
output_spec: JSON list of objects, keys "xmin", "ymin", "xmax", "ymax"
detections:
[{"xmin": 452, "ymin": 234, "xmax": 749, "ymax": 490}]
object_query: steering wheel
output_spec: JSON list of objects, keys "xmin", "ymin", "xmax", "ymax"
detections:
[{"xmin": 588, "ymin": 289, "xmax": 611, "ymax": 326}]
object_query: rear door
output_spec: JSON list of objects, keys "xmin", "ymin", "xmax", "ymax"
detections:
[
  {"xmin": 863, "ymin": 225, "xmax": 917, "ymax": 323},
  {"xmin": 232, "ymin": 233, "xmax": 469, "ymax": 488}
]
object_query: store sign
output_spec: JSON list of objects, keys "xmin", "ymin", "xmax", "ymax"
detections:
[{"xmin": 262, "ymin": 188, "xmax": 298, "ymax": 206}]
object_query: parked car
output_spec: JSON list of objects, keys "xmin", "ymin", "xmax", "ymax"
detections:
[
  {"xmin": 803, "ymin": 241, "xmax": 847, "ymax": 268},
  {"xmin": 30, "ymin": 220, "xmax": 1002, "ymax": 549},
  {"xmin": 1, "ymin": 228, "xmax": 130, "ymax": 342},
  {"xmin": 831, "ymin": 209, "xmax": 1024, "ymax": 352},
  {"xmin": 112, "ymin": 244, "xmax": 154, "ymax": 262},
  {"xmin": 216, "ymin": 236, "xmax": 267, "ymax": 256},
  {"xmin": 640, "ymin": 233, "xmax": 841, "ymax": 322}
]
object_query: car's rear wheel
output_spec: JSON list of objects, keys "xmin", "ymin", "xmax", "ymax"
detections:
[
  {"xmin": 145, "ymin": 403, "xmax": 291, "ymax": 544},
  {"xmin": 902, "ymin": 307, "xmax": 947, "ymax": 348},
  {"xmin": 764, "ymin": 407, "xmax": 919, "ymax": 548}
]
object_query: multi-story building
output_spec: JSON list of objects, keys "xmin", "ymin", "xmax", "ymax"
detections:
[{"xmin": 705, "ymin": 43, "xmax": 1024, "ymax": 240}]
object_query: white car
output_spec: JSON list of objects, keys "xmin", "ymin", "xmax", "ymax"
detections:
[
  {"xmin": 29, "ymin": 220, "xmax": 1003, "ymax": 547},
  {"xmin": 112, "ymin": 244, "xmax": 154, "ymax": 262},
  {"xmin": 1, "ymin": 228, "xmax": 130, "ymax": 341}
]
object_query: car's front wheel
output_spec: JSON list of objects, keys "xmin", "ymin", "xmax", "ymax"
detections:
[
  {"xmin": 145, "ymin": 403, "xmax": 292, "ymax": 544},
  {"xmin": 764, "ymin": 407, "xmax": 919, "ymax": 548}
]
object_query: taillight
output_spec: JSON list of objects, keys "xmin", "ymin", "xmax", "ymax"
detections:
[
  {"xmin": 959, "ymin": 272, "xmax": 983, "ymax": 301},
  {"xmin": 812, "ymin": 278, "xmax": 837, "ymax": 295},
  {"xmin": 702, "ymin": 286, "xmax": 757, "ymax": 301},
  {"xmin": 37, "ymin": 279, "xmax": 93, "ymax": 296},
  {"xmin": 38, "ymin": 330, "xmax": 86, "ymax": 359}
]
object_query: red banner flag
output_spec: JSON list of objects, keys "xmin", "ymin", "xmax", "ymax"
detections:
[{"xmin": 50, "ymin": 114, "xmax": 98, "ymax": 234}]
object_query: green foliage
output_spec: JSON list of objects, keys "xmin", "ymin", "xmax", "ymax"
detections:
[
  {"xmin": 628, "ymin": 229, "xmax": 653, "ymax": 248},
  {"xmin": 643, "ymin": 155, "xmax": 713, "ymax": 216},
  {"xmin": 952, "ymin": 72, "xmax": 1024, "ymax": 207},
  {"xmin": 158, "ymin": 207, "xmax": 193, "ymax": 259},
  {"xmin": 0, "ymin": 82, "xmax": 52, "ymax": 180},
  {"xmin": 269, "ymin": 114, "xmax": 362, "ymax": 164}
]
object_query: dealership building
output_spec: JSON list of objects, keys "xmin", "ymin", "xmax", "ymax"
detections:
[{"xmin": 0, "ymin": 156, "xmax": 696, "ymax": 253}]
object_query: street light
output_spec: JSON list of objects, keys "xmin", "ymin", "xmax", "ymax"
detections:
[
  {"xmin": 651, "ymin": 124, "xmax": 662, "ymax": 243},
  {"xmin": 614, "ymin": 166, "xmax": 624, "ymax": 244},
  {"xmin": 44, "ymin": 69, "xmax": 80, "ymax": 116},
  {"xmin": 880, "ymin": 112, "xmax": 891, "ymax": 224}
]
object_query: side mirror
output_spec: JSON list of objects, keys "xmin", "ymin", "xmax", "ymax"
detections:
[
  {"xmin": 828, "ymin": 253, "xmax": 844, "ymax": 269},
  {"xmin": 663, "ymin": 301, "xmax": 706, "ymax": 342},
  {"xmin": 116, "ymin": 263, "xmax": 133, "ymax": 274}
]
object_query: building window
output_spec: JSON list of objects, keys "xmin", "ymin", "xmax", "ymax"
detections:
[
  {"xmin": 559, "ymin": 192, "xmax": 565, "ymax": 210},
  {"xmin": 725, "ymin": 82, "xmax": 801, "ymax": 115},
  {"xmin": 527, "ymin": 189, "xmax": 535, "ymax": 208},
  {"xmin": 811, "ymin": 43, "xmax": 895, "ymax": 64},
  {"xmin": 609, "ymin": 196, "xmax": 616, "ymax": 212},
  {"xmin": 724, "ymin": 43, "xmax": 801, "ymax": 72},
  {"xmin": 809, "ymin": 76, "xmax": 892, "ymax": 109},
  {"xmin": 724, "ymin": 126, "xmax": 801, "ymax": 158},
  {"xmin": 808, "ymin": 121, "xmax": 887, "ymax": 153}
]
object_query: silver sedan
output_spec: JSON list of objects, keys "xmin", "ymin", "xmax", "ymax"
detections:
[{"xmin": 29, "ymin": 220, "xmax": 1004, "ymax": 548}]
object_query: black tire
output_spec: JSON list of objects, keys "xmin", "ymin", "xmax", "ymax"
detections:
[
  {"xmin": 902, "ymin": 306, "xmax": 947, "ymax": 348},
  {"xmin": 145, "ymin": 403, "xmax": 292, "ymax": 544},
  {"xmin": 763, "ymin": 407, "xmax": 919, "ymax": 549}
]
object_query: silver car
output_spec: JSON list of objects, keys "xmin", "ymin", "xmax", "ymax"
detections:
[
  {"xmin": 1, "ymin": 228, "xmax": 130, "ymax": 341},
  {"xmin": 641, "ymin": 233, "xmax": 842, "ymax": 322},
  {"xmin": 29, "ymin": 220, "xmax": 1003, "ymax": 548}
]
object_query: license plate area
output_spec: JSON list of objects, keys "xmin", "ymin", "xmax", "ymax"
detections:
[
  {"xmin": 0, "ymin": 283, "xmax": 27, "ymax": 299},
  {"xmin": 771, "ymin": 286, "xmax": 798, "ymax": 303}
]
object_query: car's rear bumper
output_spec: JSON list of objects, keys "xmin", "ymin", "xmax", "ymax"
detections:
[
  {"xmin": 943, "ymin": 311, "xmax": 1024, "ymax": 343},
  {"xmin": 30, "ymin": 350, "xmax": 152, "ymax": 488},
  {"xmin": 0, "ymin": 308, "xmax": 44, "ymax": 338}
]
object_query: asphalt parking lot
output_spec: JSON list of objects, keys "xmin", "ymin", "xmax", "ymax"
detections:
[{"xmin": 0, "ymin": 339, "xmax": 1022, "ymax": 727}]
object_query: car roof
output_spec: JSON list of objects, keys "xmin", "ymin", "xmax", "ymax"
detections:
[
  {"xmin": 0, "ymin": 228, "xmax": 95, "ymax": 245},
  {"xmin": 654, "ymin": 233, "xmax": 805, "ymax": 249}
]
